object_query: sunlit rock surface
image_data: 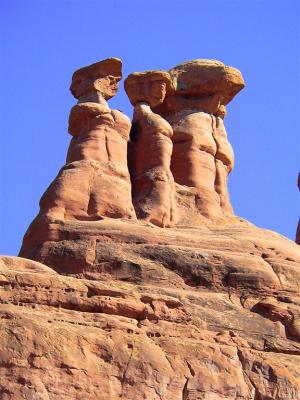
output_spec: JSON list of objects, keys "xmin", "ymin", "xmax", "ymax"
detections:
[{"xmin": 1, "ymin": 58, "xmax": 299, "ymax": 399}]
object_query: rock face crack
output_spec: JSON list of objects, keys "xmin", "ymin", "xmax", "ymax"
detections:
[
  {"xmin": 182, "ymin": 377, "xmax": 189, "ymax": 400},
  {"xmin": 186, "ymin": 361, "xmax": 195, "ymax": 377},
  {"xmin": 236, "ymin": 349, "xmax": 259, "ymax": 399},
  {"xmin": 260, "ymin": 254, "xmax": 282, "ymax": 285},
  {"xmin": 120, "ymin": 343, "xmax": 134, "ymax": 397}
]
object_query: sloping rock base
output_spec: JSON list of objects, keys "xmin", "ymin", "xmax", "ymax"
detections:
[{"xmin": 1, "ymin": 220, "xmax": 299, "ymax": 399}]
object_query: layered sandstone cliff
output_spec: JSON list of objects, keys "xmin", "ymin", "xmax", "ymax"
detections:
[{"xmin": 1, "ymin": 58, "xmax": 299, "ymax": 400}]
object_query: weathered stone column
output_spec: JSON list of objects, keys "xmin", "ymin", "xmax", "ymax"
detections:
[
  {"xmin": 154, "ymin": 59, "xmax": 244, "ymax": 224},
  {"xmin": 38, "ymin": 57, "xmax": 136, "ymax": 221},
  {"xmin": 213, "ymin": 106, "xmax": 235, "ymax": 215},
  {"xmin": 124, "ymin": 71, "xmax": 176, "ymax": 227}
]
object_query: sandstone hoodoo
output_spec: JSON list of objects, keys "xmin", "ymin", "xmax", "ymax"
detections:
[
  {"xmin": 168, "ymin": 59, "xmax": 244, "ymax": 103},
  {"xmin": 1, "ymin": 58, "xmax": 300, "ymax": 399},
  {"xmin": 39, "ymin": 57, "xmax": 136, "ymax": 223},
  {"xmin": 124, "ymin": 70, "xmax": 176, "ymax": 227},
  {"xmin": 154, "ymin": 59, "xmax": 244, "ymax": 224}
]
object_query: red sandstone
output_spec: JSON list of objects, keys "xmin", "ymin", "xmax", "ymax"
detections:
[{"xmin": 1, "ymin": 58, "xmax": 299, "ymax": 400}]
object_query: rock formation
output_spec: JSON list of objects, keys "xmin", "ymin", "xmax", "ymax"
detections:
[
  {"xmin": 38, "ymin": 58, "xmax": 136, "ymax": 222},
  {"xmin": 213, "ymin": 107, "xmax": 235, "ymax": 215},
  {"xmin": 154, "ymin": 59, "xmax": 244, "ymax": 224},
  {"xmin": 1, "ymin": 58, "xmax": 300, "ymax": 399},
  {"xmin": 3, "ymin": 223, "xmax": 300, "ymax": 399},
  {"xmin": 124, "ymin": 70, "xmax": 176, "ymax": 227}
]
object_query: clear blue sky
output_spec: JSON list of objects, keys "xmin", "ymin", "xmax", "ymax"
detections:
[{"xmin": 0, "ymin": 0, "xmax": 299, "ymax": 256}]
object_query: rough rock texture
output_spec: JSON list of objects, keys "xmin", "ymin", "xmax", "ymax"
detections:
[
  {"xmin": 2, "ymin": 58, "xmax": 299, "ymax": 399},
  {"xmin": 123, "ymin": 60, "xmax": 243, "ymax": 227},
  {"xmin": 125, "ymin": 71, "xmax": 176, "ymax": 227},
  {"xmin": 167, "ymin": 110, "xmax": 227, "ymax": 221},
  {"xmin": 36, "ymin": 58, "xmax": 136, "ymax": 223},
  {"xmin": 124, "ymin": 70, "xmax": 173, "ymax": 108},
  {"xmin": 151, "ymin": 60, "xmax": 243, "ymax": 225},
  {"xmin": 24, "ymin": 58, "xmax": 244, "ymax": 231},
  {"xmin": 168, "ymin": 59, "xmax": 245, "ymax": 104},
  {"xmin": 4, "ymin": 220, "xmax": 300, "ymax": 399},
  {"xmin": 70, "ymin": 57, "xmax": 122, "ymax": 100},
  {"xmin": 213, "ymin": 116, "xmax": 235, "ymax": 215}
]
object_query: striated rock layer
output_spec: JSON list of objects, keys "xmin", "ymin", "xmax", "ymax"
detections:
[{"xmin": 2, "ymin": 220, "xmax": 297, "ymax": 399}]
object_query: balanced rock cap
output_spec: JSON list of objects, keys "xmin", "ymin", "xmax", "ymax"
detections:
[
  {"xmin": 70, "ymin": 57, "xmax": 122, "ymax": 100},
  {"xmin": 124, "ymin": 70, "xmax": 173, "ymax": 107},
  {"xmin": 169, "ymin": 59, "xmax": 245, "ymax": 105}
]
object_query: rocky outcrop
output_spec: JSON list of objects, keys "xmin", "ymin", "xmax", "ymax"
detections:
[
  {"xmin": 22, "ymin": 58, "xmax": 244, "ymax": 235},
  {"xmin": 2, "ymin": 221, "xmax": 300, "ymax": 399},
  {"xmin": 1, "ymin": 58, "xmax": 299, "ymax": 399},
  {"xmin": 154, "ymin": 59, "xmax": 245, "ymax": 224},
  {"xmin": 213, "ymin": 111, "xmax": 235, "ymax": 215},
  {"xmin": 38, "ymin": 58, "xmax": 136, "ymax": 222},
  {"xmin": 125, "ymin": 71, "xmax": 176, "ymax": 227},
  {"xmin": 168, "ymin": 59, "xmax": 244, "ymax": 102}
]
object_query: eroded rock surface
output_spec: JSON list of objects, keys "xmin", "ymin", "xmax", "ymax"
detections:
[
  {"xmin": 38, "ymin": 58, "xmax": 136, "ymax": 223},
  {"xmin": 153, "ymin": 59, "xmax": 245, "ymax": 224},
  {"xmin": 125, "ymin": 71, "xmax": 176, "ymax": 227},
  {"xmin": 23, "ymin": 58, "xmax": 245, "ymax": 234},
  {"xmin": 3, "ymin": 220, "xmax": 300, "ymax": 399},
  {"xmin": 2, "ymin": 58, "xmax": 299, "ymax": 399},
  {"xmin": 168, "ymin": 59, "xmax": 244, "ymax": 103}
]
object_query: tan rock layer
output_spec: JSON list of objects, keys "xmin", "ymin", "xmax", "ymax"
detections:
[{"xmin": 4, "ymin": 219, "xmax": 300, "ymax": 399}]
